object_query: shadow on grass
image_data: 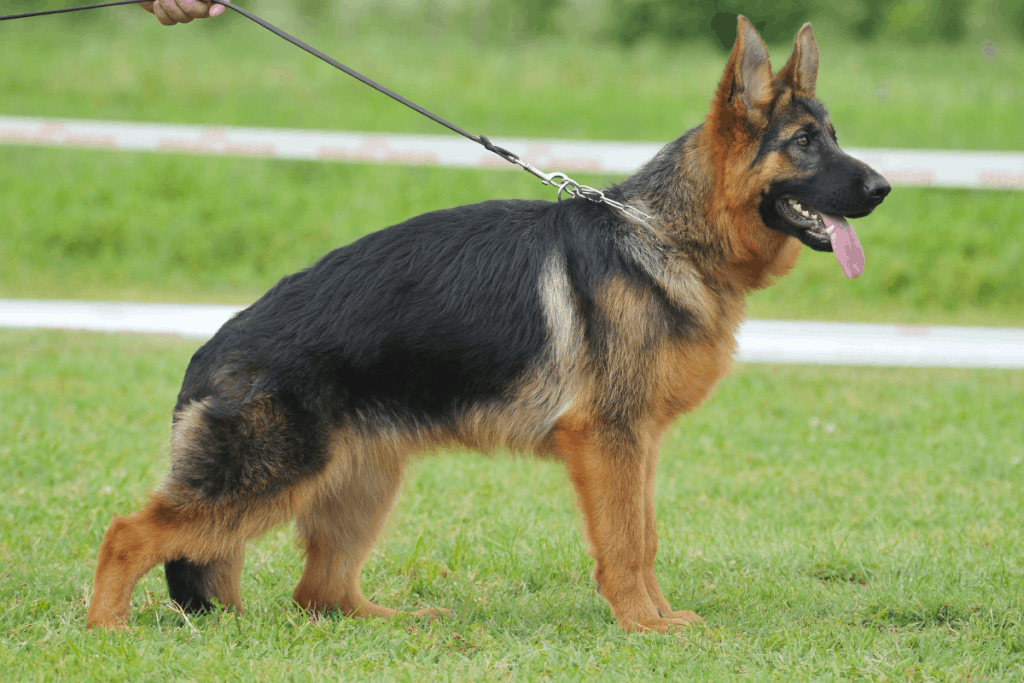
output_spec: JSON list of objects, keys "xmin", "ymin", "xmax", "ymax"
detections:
[
  {"xmin": 810, "ymin": 563, "xmax": 872, "ymax": 586},
  {"xmin": 864, "ymin": 602, "xmax": 982, "ymax": 629}
]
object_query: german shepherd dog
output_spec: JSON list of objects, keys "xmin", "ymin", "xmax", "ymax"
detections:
[{"xmin": 87, "ymin": 17, "xmax": 889, "ymax": 632}]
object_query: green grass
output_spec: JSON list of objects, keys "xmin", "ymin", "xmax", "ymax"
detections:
[
  {"xmin": 1, "ymin": 16, "xmax": 1023, "ymax": 679},
  {"xmin": 1, "ymin": 329, "xmax": 1022, "ymax": 680}
]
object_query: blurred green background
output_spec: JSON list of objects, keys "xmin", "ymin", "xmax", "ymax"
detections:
[
  {"xmin": 8, "ymin": 0, "xmax": 1023, "ymax": 47},
  {"xmin": 0, "ymin": 0, "xmax": 1022, "ymax": 325}
]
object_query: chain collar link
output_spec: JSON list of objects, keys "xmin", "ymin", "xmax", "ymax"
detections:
[{"xmin": 508, "ymin": 157, "xmax": 654, "ymax": 224}]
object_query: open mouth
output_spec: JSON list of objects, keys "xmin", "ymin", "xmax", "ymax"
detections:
[
  {"xmin": 777, "ymin": 197, "xmax": 833, "ymax": 246},
  {"xmin": 775, "ymin": 196, "xmax": 866, "ymax": 279}
]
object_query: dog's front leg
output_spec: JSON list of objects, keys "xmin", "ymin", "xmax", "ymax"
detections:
[
  {"xmin": 640, "ymin": 444, "xmax": 703, "ymax": 624},
  {"xmin": 553, "ymin": 420, "xmax": 698, "ymax": 632}
]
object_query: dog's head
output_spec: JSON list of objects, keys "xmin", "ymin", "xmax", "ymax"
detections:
[{"xmin": 704, "ymin": 17, "xmax": 890, "ymax": 278}]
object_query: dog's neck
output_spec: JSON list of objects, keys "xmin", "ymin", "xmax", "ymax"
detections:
[{"xmin": 618, "ymin": 124, "xmax": 800, "ymax": 293}]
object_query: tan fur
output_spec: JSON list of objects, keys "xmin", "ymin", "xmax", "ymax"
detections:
[
  {"xmin": 292, "ymin": 444, "xmax": 406, "ymax": 616},
  {"xmin": 777, "ymin": 23, "xmax": 819, "ymax": 96},
  {"xmin": 88, "ymin": 16, "xmax": 831, "ymax": 632}
]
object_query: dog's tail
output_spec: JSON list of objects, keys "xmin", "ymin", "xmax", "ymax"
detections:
[{"xmin": 165, "ymin": 558, "xmax": 216, "ymax": 613}]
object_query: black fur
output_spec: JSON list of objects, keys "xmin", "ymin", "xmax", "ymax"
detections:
[
  {"xmin": 85, "ymin": 17, "xmax": 892, "ymax": 631},
  {"xmin": 166, "ymin": 195, "xmax": 694, "ymax": 509},
  {"xmin": 755, "ymin": 97, "xmax": 890, "ymax": 249},
  {"xmin": 165, "ymin": 558, "xmax": 215, "ymax": 614},
  {"xmin": 160, "ymin": 87, "xmax": 886, "ymax": 614}
]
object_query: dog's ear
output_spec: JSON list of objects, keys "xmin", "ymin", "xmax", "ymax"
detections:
[
  {"xmin": 777, "ymin": 23, "xmax": 819, "ymax": 96},
  {"xmin": 715, "ymin": 15, "xmax": 774, "ymax": 115}
]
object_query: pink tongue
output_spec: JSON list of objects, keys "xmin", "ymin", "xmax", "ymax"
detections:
[{"xmin": 822, "ymin": 214, "xmax": 865, "ymax": 279}]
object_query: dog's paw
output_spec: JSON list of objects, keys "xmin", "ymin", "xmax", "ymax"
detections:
[
  {"xmin": 662, "ymin": 609, "xmax": 703, "ymax": 624},
  {"xmin": 622, "ymin": 612, "xmax": 703, "ymax": 633},
  {"xmin": 85, "ymin": 617, "xmax": 132, "ymax": 632}
]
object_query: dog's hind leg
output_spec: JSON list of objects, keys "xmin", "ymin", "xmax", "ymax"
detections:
[
  {"xmin": 88, "ymin": 395, "xmax": 323, "ymax": 629},
  {"xmin": 88, "ymin": 496, "xmax": 256, "ymax": 629},
  {"xmin": 87, "ymin": 497, "xmax": 200, "ymax": 629},
  {"xmin": 88, "ymin": 483, "xmax": 306, "ymax": 628},
  {"xmin": 292, "ymin": 451, "xmax": 443, "ymax": 619}
]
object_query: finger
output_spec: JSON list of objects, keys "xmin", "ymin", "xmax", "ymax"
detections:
[
  {"xmin": 158, "ymin": 0, "xmax": 193, "ymax": 24},
  {"xmin": 209, "ymin": 3, "xmax": 226, "ymax": 18},
  {"xmin": 151, "ymin": 1, "xmax": 177, "ymax": 25},
  {"xmin": 177, "ymin": 0, "xmax": 213, "ymax": 19}
]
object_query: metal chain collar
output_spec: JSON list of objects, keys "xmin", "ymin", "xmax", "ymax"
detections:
[{"xmin": 513, "ymin": 158, "xmax": 654, "ymax": 223}]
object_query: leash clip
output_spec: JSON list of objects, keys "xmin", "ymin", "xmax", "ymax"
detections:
[
  {"xmin": 516, "ymin": 162, "xmax": 579, "ymax": 202},
  {"xmin": 514, "ymin": 157, "xmax": 654, "ymax": 223},
  {"xmin": 517, "ymin": 160, "xmax": 561, "ymax": 187},
  {"xmin": 515, "ymin": 162, "xmax": 582, "ymax": 201}
]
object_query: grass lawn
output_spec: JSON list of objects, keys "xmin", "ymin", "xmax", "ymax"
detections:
[
  {"xmin": 1, "ymin": 8, "xmax": 1023, "ymax": 681},
  {"xmin": 1, "ymin": 329, "xmax": 1022, "ymax": 680}
]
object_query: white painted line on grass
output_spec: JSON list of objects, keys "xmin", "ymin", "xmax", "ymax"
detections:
[
  {"xmin": 2, "ymin": 299, "xmax": 1022, "ymax": 369},
  {"xmin": 2, "ymin": 115, "xmax": 1023, "ymax": 189},
  {"xmin": 0, "ymin": 300, "xmax": 244, "ymax": 339},
  {"xmin": 736, "ymin": 320, "xmax": 1024, "ymax": 368}
]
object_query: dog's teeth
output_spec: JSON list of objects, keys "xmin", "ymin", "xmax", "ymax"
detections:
[{"xmin": 825, "ymin": 225, "xmax": 835, "ymax": 235}]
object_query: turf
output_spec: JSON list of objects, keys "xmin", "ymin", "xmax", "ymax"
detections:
[
  {"xmin": 1, "ymin": 11, "xmax": 1023, "ymax": 681},
  {"xmin": 1, "ymin": 328, "xmax": 1022, "ymax": 680}
]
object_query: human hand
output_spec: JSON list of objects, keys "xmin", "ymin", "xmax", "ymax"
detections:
[{"xmin": 138, "ymin": 0, "xmax": 226, "ymax": 26}]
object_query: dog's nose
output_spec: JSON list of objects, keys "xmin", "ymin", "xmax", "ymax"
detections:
[{"xmin": 864, "ymin": 175, "xmax": 891, "ymax": 202}]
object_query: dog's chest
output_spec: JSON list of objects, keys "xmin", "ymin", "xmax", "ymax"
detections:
[{"xmin": 645, "ymin": 290, "xmax": 745, "ymax": 429}]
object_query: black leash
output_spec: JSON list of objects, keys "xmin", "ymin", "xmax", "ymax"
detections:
[{"xmin": 0, "ymin": 0, "xmax": 651, "ymax": 221}]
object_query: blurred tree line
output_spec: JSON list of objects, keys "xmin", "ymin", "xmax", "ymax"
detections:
[
  {"xmin": 7, "ymin": 0, "xmax": 1024, "ymax": 46},
  {"xmin": 278, "ymin": 0, "xmax": 1024, "ymax": 47},
  {"xmin": 614, "ymin": 0, "xmax": 973, "ymax": 46}
]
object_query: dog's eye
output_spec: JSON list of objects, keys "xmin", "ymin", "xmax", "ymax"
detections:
[{"xmin": 796, "ymin": 134, "xmax": 810, "ymax": 147}]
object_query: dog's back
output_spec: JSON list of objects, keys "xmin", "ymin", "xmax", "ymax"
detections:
[
  {"xmin": 87, "ymin": 17, "xmax": 888, "ymax": 632},
  {"xmin": 150, "ymin": 194, "xmax": 680, "ymax": 616}
]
